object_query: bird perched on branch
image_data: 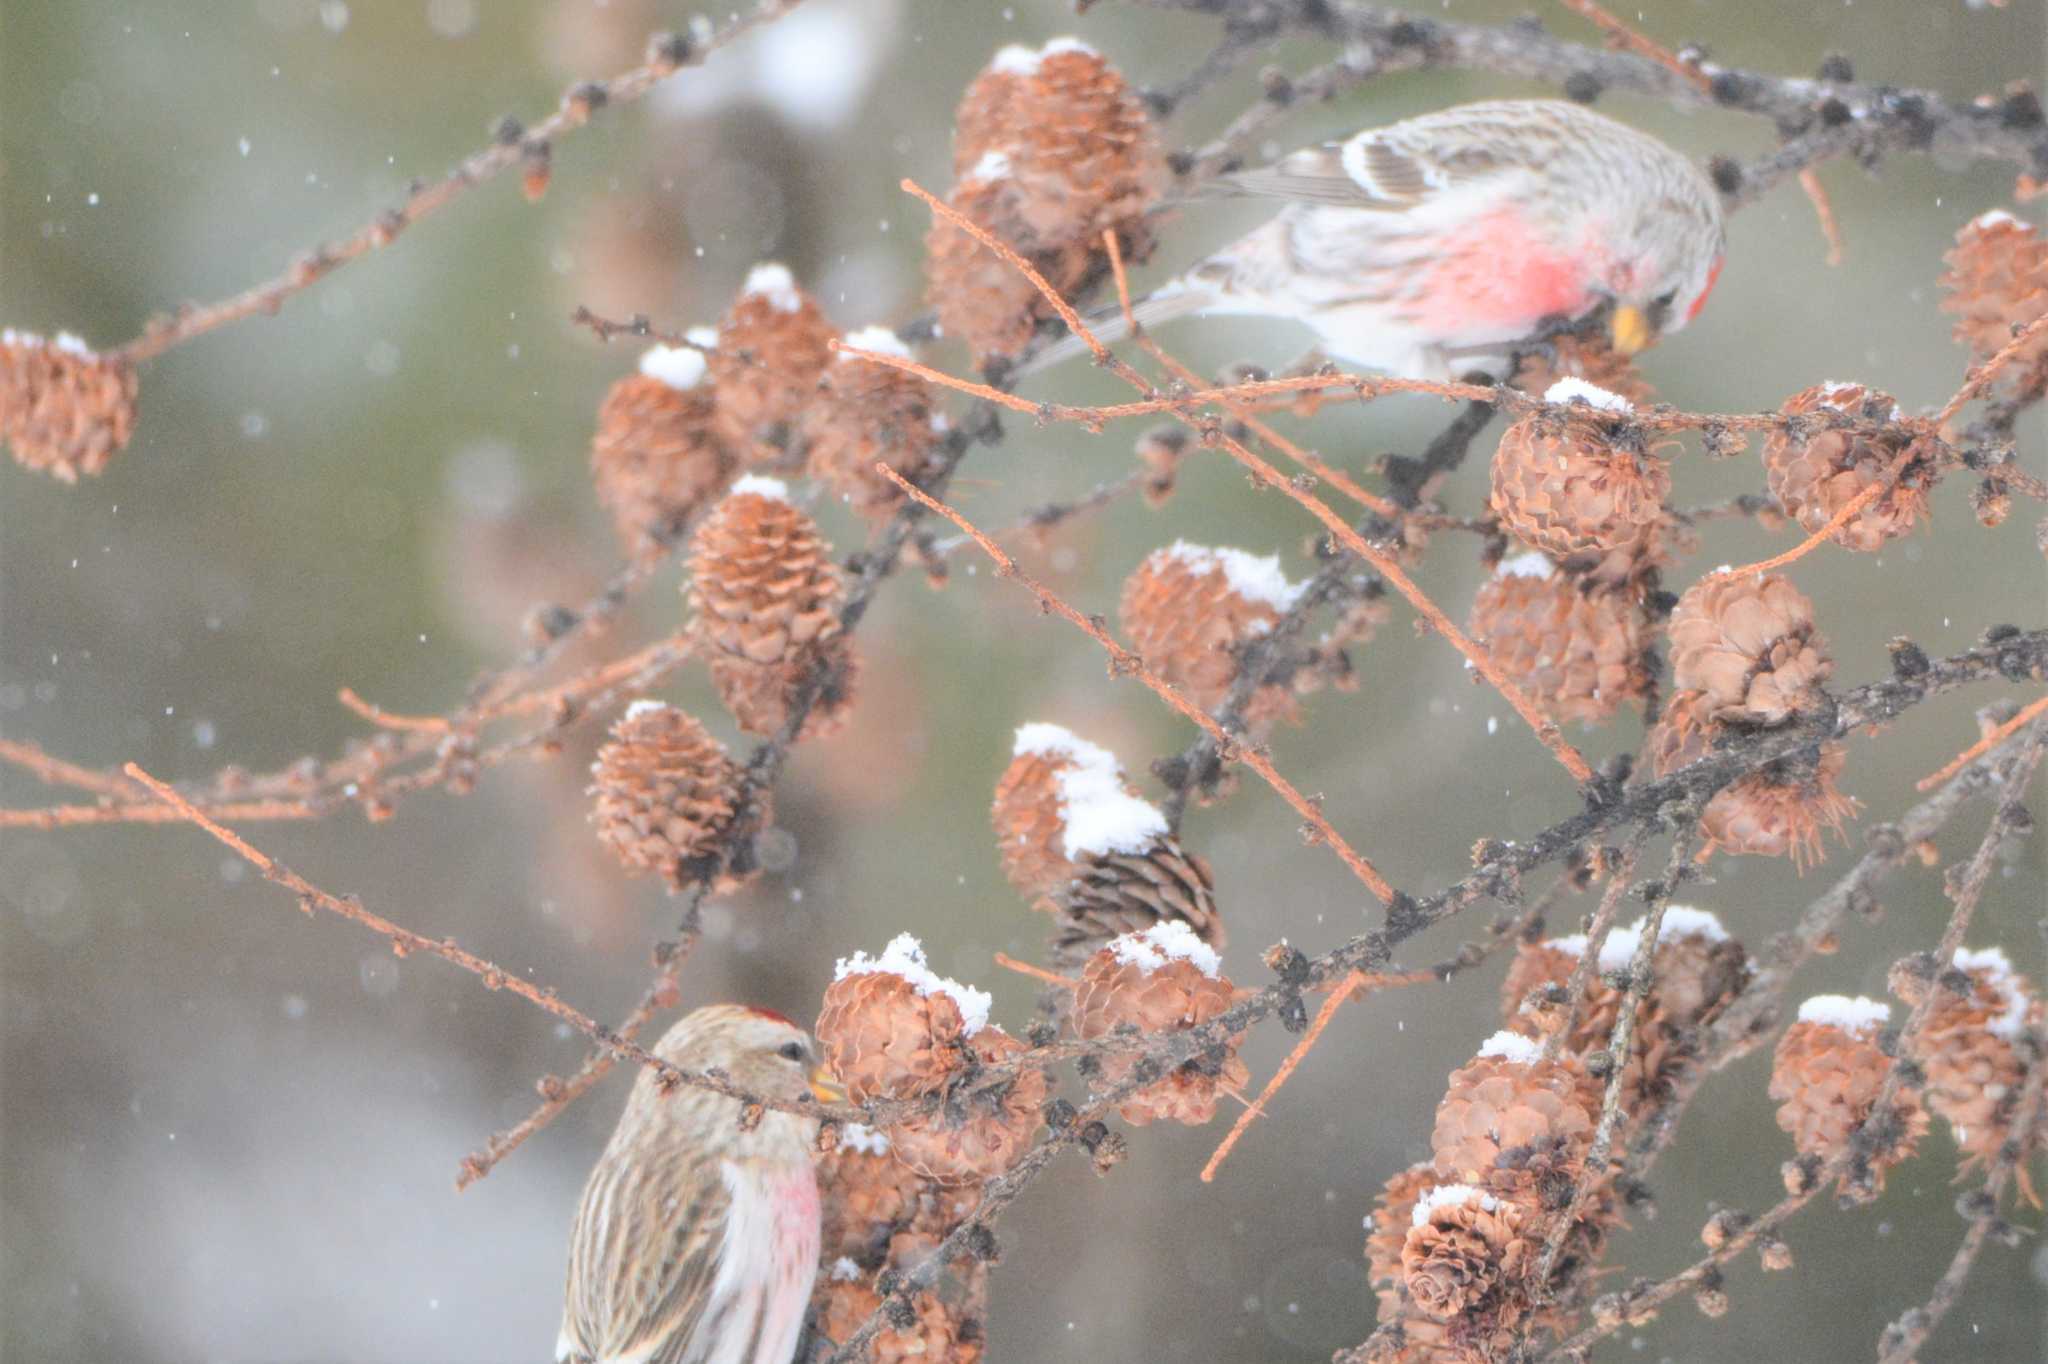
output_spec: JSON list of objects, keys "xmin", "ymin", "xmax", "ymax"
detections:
[
  {"xmin": 558, "ymin": 1005, "xmax": 841, "ymax": 1364},
  {"xmin": 1033, "ymin": 98, "xmax": 1726, "ymax": 381}
]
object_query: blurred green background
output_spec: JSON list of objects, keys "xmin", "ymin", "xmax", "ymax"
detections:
[{"xmin": 3, "ymin": 1, "xmax": 2045, "ymax": 1360}]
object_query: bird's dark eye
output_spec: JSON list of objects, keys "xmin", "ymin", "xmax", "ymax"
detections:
[
  {"xmin": 1648, "ymin": 290, "xmax": 1677, "ymax": 326},
  {"xmin": 777, "ymin": 1041, "xmax": 806, "ymax": 1062}
]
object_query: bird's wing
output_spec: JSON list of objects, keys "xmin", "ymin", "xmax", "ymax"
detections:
[
  {"xmin": 1214, "ymin": 108, "xmax": 1546, "ymax": 211},
  {"xmin": 562, "ymin": 1152, "xmax": 732, "ymax": 1364}
]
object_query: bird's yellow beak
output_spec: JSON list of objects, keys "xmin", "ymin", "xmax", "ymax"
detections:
[
  {"xmin": 1609, "ymin": 304, "xmax": 1653, "ymax": 356},
  {"xmin": 809, "ymin": 1066, "xmax": 847, "ymax": 1104}
]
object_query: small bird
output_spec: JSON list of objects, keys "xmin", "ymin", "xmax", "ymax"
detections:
[
  {"xmin": 1035, "ymin": 98, "xmax": 1726, "ymax": 381},
  {"xmin": 558, "ymin": 1005, "xmax": 839, "ymax": 1364}
]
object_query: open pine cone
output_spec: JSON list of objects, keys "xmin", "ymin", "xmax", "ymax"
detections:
[
  {"xmin": 1070, "ymin": 925, "xmax": 1245, "ymax": 1126},
  {"xmin": 706, "ymin": 263, "xmax": 838, "ymax": 469},
  {"xmin": 591, "ymin": 345, "xmax": 735, "ymax": 562},
  {"xmin": 1489, "ymin": 405, "xmax": 1668, "ymax": 559},
  {"xmin": 686, "ymin": 478, "xmax": 857, "ymax": 738},
  {"xmin": 1769, "ymin": 996, "xmax": 1928, "ymax": 1198},
  {"xmin": 587, "ymin": 701, "xmax": 765, "ymax": 893},
  {"xmin": 804, "ymin": 328, "xmax": 943, "ymax": 518},
  {"xmin": 1049, "ymin": 837, "xmax": 1223, "ymax": 968},
  {"xmin": 1940, "ymin": 210, "xmax": 2048, "ymax": 381},
  {"xmin": 1761, "ymin": 383, "xmax": 1934, "ymax": 553},
  {"xmin": 885, "ymin": 1026, "xmax": 1048, "ymax": 1184},
  {"xmin": 1400, "ymin": 1185, "xmax": 1534, "ymax": 1322},
  {"xmin": 1466, "ymin": 552, "xmax": 1650, "ymax": 728},
  {"xmin": 931, "ymin": 38, "xmax": 1166, "ymax": 362},
  {"xmin": 816, "ymin": 934, "xmax": 991, "ymax": 1102},
  {"xmin": 1667, "ymin": 572, "xmax": 1832, "ymax": 726},
  {"xmin": 1367, "ymin": 1162, "xmax": 1442, "ymax": 1293},
  {"xmin": 1430, "ymin": 1033, "xmax": 1599, "ymax": 1183},
  {"xmin": 1890, "ymin": 947, "xmax": 2041, "ymax": 1179},
  {"xmin": 1118, "ymin": 542, "xmax": 1306, "ymax": 727},
  {"xmin": 1, "ymin": 329, "xmax": 138, "ymax": 482}
]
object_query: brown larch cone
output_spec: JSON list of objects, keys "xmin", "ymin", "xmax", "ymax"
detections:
[
  {"xmin": 1510, "ymin": 335, "xmax": 1655, "ymax": 406},
  {"xmin": 1049, "ymin": 838, "xmax": 1223, "ymax": 968},
  {"xmin": 1069, "ymin": 926, "xmax": 1246, "ymax": 1126},
  {"xmin": 591, "ymin": 345, "xmax": 735, "ymax": 562},
  {"xmin": 587, "ymin": 701, "xmax": 765, "ymax": 892},
  {"xmin": 804, "ymin": 327, "xmax": 943, "ymax": 518},
  {"xmin": 1700, "ymin": 741, "xmax": 1859, "ymax": 871},
  {"xmin": 931, "ymin": 39, "xmax": 1167, "ymax": 363},
  {"xmin": 1400, "ymin": 1184, "xmax": 1534, "ymax": 1322},
  {"xmin": 686, "ymin": 477, "xmax": 856, "ymax": 738},
  {"xmin": 1489, "ymin": 399, "xmax": 1669, "ymax": 559},
  {"xmin": 1431, "ymin": 1032, "xmax": 1599, "ymax": 1183},
  {"xmin": 1466, "ymin": 551, "xmax": 1650, "ymax": 728},
  {"xmin": 989, "ymin": 723, "xmax": 1157, "ymax": 901},
  {"xmin": 1769, "ymin": 996, "xmax": 1928, "ymax": 1198},
  {"xmin": 885, "ymin": 1025, "xmax": 1048, "ymax": 1184},
  {"xmin": 0, "ymin": 329, "xmax": 138, "ymax": 482},
  {"xmin": 814, "ymin": 1275, "xmax": 985, "ymax": 1364},
  {"xmin": 817, "ymin": 934, "xmax": 991, "ymax": 1102},
  {"xmin": 1891, "ymin": 947, "xmax": 2040, "ymax": 1179},
  {"xmin": 707, "ymin": 263, "xmax": 838, "ymax": 469},
  {"xmin": 1368, "ymin": 1162, "xmax": 1442, "ymax": 1292},
  {"xmin": 817, "ymin": 1124, "xmax": 931, "ymax": 1260},
  {"xmin": 1940, "ymin": 210, "xmax": 2048, "ymax": 379},
  {"xmin": 1118, "ymin": 542, "xmax": 1306, "ymax": 725},
  {"xmin": 1667, "ymin": 571, "xmax": 1832, "ymax": 725},
  {"xmin": 1761, "ymin": 383, "xmax": 1935, "ymax": 552},
  {"xmin": 1644, "ymin": 687, "xmax": 1716, "ymax": 779}
]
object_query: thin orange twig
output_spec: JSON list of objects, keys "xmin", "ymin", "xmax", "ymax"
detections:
[
  {"xmin": 994, "ymin": 952, "xmax": 1078, "ymax": 989},
  {"xmin": 0, "ymin": 738, "xmax": 150, "ymax": 798},
  {"xmin": 1556, "ymin": 0, "xmax": 1712, "ymax": 92},
  {"xmin": 1202, "ymin": 969, "xmax": 1368, "ymax": 1182},
  {"xmin": 877, "ymin": 463, "xmax": 1399, "ymax": 905},
  {"xmin": 1799, "ymin": 169, "xmax": 1846, "ymax": 266},
  {"xmin": 338, "ymin": 686, "xmax": 452, "ymax": 732},
  {"xmin": 1101, "ymin": 230, "xmax": 1408, "ymax": 523},
  {"xmin": 0, "ymin": 797, "xmax": 319, "ymax": 830},
  {"xmin": 903, "ymin": 180, "xmax": 1593, "ymax": 785},
  {"xmin": 1717, "ymin": 450, "xmax": 1911, "ymax": 578},
  {"xmin": 1917, "ymin": 693, "xmax": 2048, "ymax": 791},
  {"xmin": 1933, "ymin": 310, "xmax": 2048, "ymax": 430}
]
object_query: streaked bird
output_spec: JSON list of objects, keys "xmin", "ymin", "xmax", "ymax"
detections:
[
  {"xmin": 558, "ymin": 1005, "xmax": 839, "ymax": 1364},
  {"xmin": 1034, "ymin": 98, "xmax": 1726, "ymax": 380}
]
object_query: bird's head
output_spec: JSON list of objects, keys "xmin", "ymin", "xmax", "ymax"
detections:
[
  {"xmin": 655, "ymin": 1004, "xmax": 838, "ymax": 1106},
  {"xmin": 1601, "ymin": 186, "xmax": 1727, "ymax": 356}
]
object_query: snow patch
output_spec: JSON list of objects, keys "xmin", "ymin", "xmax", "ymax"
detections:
[
  {"xmin": 1008, "ymin": 724, "xmax": 1168, "ymax": 859},
  {"xmin": 1496, "ymin": 550, "xmax": 1554, "ymax": 580},
  {"xmin": 840, "ymin": 324, "xmax": 912, "ymax": 362},
  {"xmin": 1159, "ymin": 541, "xmax": 1306, "ymax": 611},
  {"xmin": 833, "ymin": 933, "xmax": 992, "ymax": 1036},
  {"xmin": 1796, "ymin": 994, "xmax": 1890, "ymax": 1034},
  {"xmin": 623, "ymin": 699, "xmax": 671, "ymax": 721},
  {"xmin": 638, "ymin": 344, "xmax": 707, "ymax": 390},
  {"xmin": 990, "ymin": 36, "xmax": 1096, "ymax": 75},
  {"xmin": 742, "ymin": 263, "xmax": 803, "ymax": 313},
  {"xmin": 966, "ymin": 150, "xmax": 1014, "ymax": 182},
  {"xmin": 1, "ymin": 328, "xmax": 93, "ymax": 357},
  {"xmin": 685, "ymin": 325, "xmax": 720, "ymax": 350},
  {"xmin": 837, "ymin": 1123, "xmax": 891, "ymax": 1156},
  {"xmin": 1107, "ymin": 920, "xmax": 1222, "ymax": 979},
  {"xmin": 1657, "ymin": 905, "xmax": 1729, "ymax": 944},
  {"xmin": 1953, "ymin": 947, "xmax": 2031, "ymax": 1040},
  {"xmin": 1543, "ymin": 378, "xmax": 1632, "ymax": 414},
  {"xmin": 1411, "ymin": 1183, "xmax": 1498, "ymax": 1227},
  {"xmin": 830, "ymin": 1256, "xmax": 862, "ymax": 1282},
  {"xmin": 1476, "ymin": 1030, "xmax": 1541, "ymax": 1064},
  {"xmin": 729, "ymin": 474, "xmax": 790, "ymax": 502},
  {"xmin": 1970, "ymin": 209, "xmax": 2029, "ymax": 231}
]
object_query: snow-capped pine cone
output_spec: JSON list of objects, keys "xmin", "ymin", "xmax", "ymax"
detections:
[
  {"xmin": 591, "ymin": 348, "xmax": 734, "ymax": 562},
  {"xmin": 804, "ymin": 331, "xmax": 943, "ymax": 518},
  {"xmin": 1940, "ymin": 210, "xmax": 2048, "ymax": 375},
  {"xmin": 0, "ymin": 330, "xmax": 137, "ymax": 482},
  {"xmin": 1888, "ymin": 948, "xmax": 2041, "ymax": 1178},
  {"xmin": 816, "ymin": 971, "xmax": 972, "ymax": 1104},
  {"xmin": 1769, "ymin": 997, "xmax": 1928, "ymax": 1198},
  {"xmin": 1070, "ymin": 940, "xmax": 1245, "ymax": 1127},
  {"xmin": 1466, "ymin": 554, "xmax": 1650, "ymax": 728},
  {"xmin": 706, "ymin": 264, "xmax": 838, "ymax": 469},
  {"xmin": 1430, "ymin": 1036, "xmax": 1599, "ymax": 1183},
  {"xmin": 1489, "ymin": 409, "xmax": 1669, "ymax": 559},
  {"xmin": 1761, "ymin": 383, "xmax": 1933, "ymax": 553},
  {"xmin": 1118, "ymin": 542, "xmax": 1306, "ymax": 725}
]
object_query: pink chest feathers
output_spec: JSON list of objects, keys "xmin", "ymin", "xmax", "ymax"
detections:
[
  {"xmin": 708, "ymin": 1159, "xmax": 820, "ymax": 1364},
  {"xmin": 1416, "ymin": 206, "xmax": 1591, "ymax": 338}
]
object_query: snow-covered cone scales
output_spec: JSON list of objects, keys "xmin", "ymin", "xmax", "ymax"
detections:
[
  {"xmin": 1119, "ymin": 542, "xmax": 1306, "ymax": 727},
  {"xmin": 1768, "ymin": 995, "xmax": 1927, "ymax": 1199},
  {"xmin": 591, "ymin": 344, "xmax": 733, "ymax": 561},
  {"xmin": 1941, "ymin": 210, "xmax": 2048, "ymax": 379},
  {"xmin": 816, "ymin": 934, "xmax": 991, "ymax": 1102},
  {"xmin": 707, "ymin": 264, "xmax": 838, "ymax": 468},
  {"xmin": 1490, "ymin": 389, "xmax": 1666, "ymax": 559},
  {"xmin": 0, "ymin": 329, "xmax": 138, "ymax": 482},
  {"xmin": 1070, "ymin": 922, "xmax": 1246, "ymax": 1126}
]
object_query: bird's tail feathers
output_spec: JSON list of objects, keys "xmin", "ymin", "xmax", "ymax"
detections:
[{"xmin": 1018, "ymin": 284, "xmax": 1211, "ymax": 376}]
